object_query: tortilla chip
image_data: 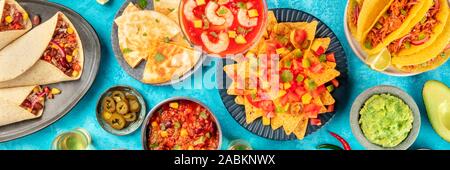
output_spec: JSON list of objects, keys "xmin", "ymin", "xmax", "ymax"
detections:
[
  {"xmin": 323, "ymin": 61, "xmax": 337, "ymax": 69},
  {"xmin": 271, "ymin": 113, "xmax": 284, "ymax": 130},
  {"xmin": 320, "ymin": 90, "xmax": 336, "ymax": 105},
  {"xmin": 307, "ymin": 69, "xmax": 340, "ymax": 86},
  {"xmin": 282, "ymin": 113, "xmax": 304, "ymax": 135},
  {"xmin": 244, "ymin": 98, "xmax": 263, "ymax": 124},
  {"xmin": 293, "ymin": 116, "xmax": 309, "ymax": 140},
  {"xmin": 313, "ymin": 97, "xmax": 328, "ymax": 114}
]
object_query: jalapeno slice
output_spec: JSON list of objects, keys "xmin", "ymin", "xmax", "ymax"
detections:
[
  {"xmin": 125, "ymin": 93, "xmax": 138, "ymax": 101},
  {"xmin": 109, "ymin": 113, "xmax": 126, "ymax": 130},
  {"xmin": 129, "ymin": 99, "xmax": 141, "ymax": 113},
  {"xmin": 116, "ymin": 101, "xmax": 129, "ymax": 114},
  {"xmin": 124, "ymin": 112, "xmax": 137, "ymax": 122},
  {"xmin": 102, "ymin": 96, "xmax": 116, "ymax": 112},
  {"xmin": 112, "ymin": 91, "xmax": 126, "ymax": 102}
]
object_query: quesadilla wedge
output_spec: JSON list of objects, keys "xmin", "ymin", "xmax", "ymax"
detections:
[
  {"xmin": 0, "ymin": 12, "xmax": 84, "ymax": 88},
  {"xmin": 392, "ymin": 16, "xmax": 450, "ymax": 66},
  {"xmin": 360, "ymin": 0, "xmax": 432, "ymax": 55},
  {"xmin": 388, "ymin": 0, "xmax": 449, "ymax": 56},
  {"xmin": 0, "ymin": 85, "xmax": 45, "ymax": 126},
  {"xmin": 115, "ymin": 6, "xmax": 181, "ymax": 68},
  {"xmin": 0, "ymin": 0, "xmax": 32, "ymax": 49},
  {"xmin": 153, "ymin": 0, "xmax": 180, "ymax": 23},
  {"xmin": 142, "ymin": 42, "xmax": 201, "ymax": 84}
]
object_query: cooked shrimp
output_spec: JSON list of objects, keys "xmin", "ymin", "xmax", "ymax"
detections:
[
  {"xmin": 224, "ymin": 7, "xmax": 234, "ymax": 26},
  {"xmin": 238, "ymin": 9, "xmax": 258, "ymax": 27},
  {"xmin": 183, "ymin": 0, "xmax": 198, "ymax": 21},
  {"xmin": 201, "ymin": 31, "xmax": 230, "ymax": 54},
  {"xmin": 206, "ymin": 1, "xmax": 226, "ymax": 25}
]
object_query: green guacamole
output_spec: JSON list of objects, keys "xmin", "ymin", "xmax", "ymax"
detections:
[{"xmin": 359, "ymin": 94, "xmax": 413, "ymax": 147}]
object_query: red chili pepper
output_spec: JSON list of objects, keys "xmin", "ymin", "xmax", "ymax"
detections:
[{"xmin": 328, "ymin": 131, "xmax": 351, "ymax": 150}]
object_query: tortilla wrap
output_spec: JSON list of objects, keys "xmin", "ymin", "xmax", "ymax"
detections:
[
  {"xmin": 395, "ymin": 0, "xmax": 449, "ymax": 56},
  {"xmin": 360, "ymin": 0, "xmax": 432, "ymax": 55},
  {"xmin": 0, "ymin": 12, "xmax": 84, "ymax": 88},
  {"xmin": 392, "ymin": 16, "xmax": 450, "ymax": 66},
  {"xmin": 397, "ymin": 49, "xmax": 449, "ymax": 73},
  {"xmin": 0, "ymin": 0, "xmax": 32, "ymax": 50},
  {"xmin": 0, "ymin": 13, "xmax": 58, "ymax": 82},
  {"xmin": 0, "ymin": 85, "xmax": 44, "ymax": 126}
]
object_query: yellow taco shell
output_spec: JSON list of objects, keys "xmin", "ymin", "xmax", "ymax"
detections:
[{"xmin": 360, "ymin": 0, "xmax": 432, "ymax": 55}]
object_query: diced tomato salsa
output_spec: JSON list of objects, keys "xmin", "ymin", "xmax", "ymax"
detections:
[
  {"xmin": 0, "ymin": 2, "xmax": 27, "ymax": 31},
  {"xmin": 148, "ymin": 100, "xmax": 220, "ymax": 150},
  {"xmin": 40, "ymin": 14, "xmax": 81, "ymax": 77},
  {"xmin": 180, "ymin": 0, "xmax": 266, "ymax": 56}
]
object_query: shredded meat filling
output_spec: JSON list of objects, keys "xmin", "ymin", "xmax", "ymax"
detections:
[
  {"xmin": 0, "ymin": 3, "xmax": 26, "ymax": 31},
  {"xmin": 40, "ymin": 14, "xmax": 81, "ymax": 77},
  {"xmin": 365, "ymin": 0, "xmax": 417, "ymax": 48},
  {"xmin": 388, "ymin": 0, "xmax": 440, "ymax": 53}
]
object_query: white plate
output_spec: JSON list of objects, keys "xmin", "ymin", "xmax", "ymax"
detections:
[{"xmin": 343, "ymin": 2, "xmax": 421, "ymax": 77}]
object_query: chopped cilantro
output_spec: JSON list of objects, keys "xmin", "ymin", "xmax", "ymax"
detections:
[{"xmin": 137, "ymin": 0, "xmax": 148, "ymax": 9}]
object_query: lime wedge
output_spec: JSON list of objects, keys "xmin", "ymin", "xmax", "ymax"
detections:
[
  {"xmin": 96, "ymin": 0, "xmax": 109, "ymax": 5},
  {"xmin": 366, "ymin": 47, "xmax": 391, "ymax": 71}
]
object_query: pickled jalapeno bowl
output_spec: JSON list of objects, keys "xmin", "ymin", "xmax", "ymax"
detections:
[
  {"xmin": 141, "ymin": 97, "xmax": 222, "ymax": 150},
  {"xmin": 96, "ymin": 86, "xmax": 147, "ymax": 136}
]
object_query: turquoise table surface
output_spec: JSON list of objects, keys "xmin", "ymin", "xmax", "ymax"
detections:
[{"xmin": 0, "ymin": 0, "xmax": 449, "ymax": 150}]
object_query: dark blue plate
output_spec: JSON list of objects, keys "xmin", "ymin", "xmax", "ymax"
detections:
[{"xmin": 217, "ymin": 8, "xmax": 349, "ymax": 140}]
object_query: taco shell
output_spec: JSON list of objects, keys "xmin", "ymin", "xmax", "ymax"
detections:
[
  {"xmin": 397, "ymin": 49, "xmax": 449, "ymax": 73},
  {"xmin": 0, "ymin": 0, "xmax": 32, "ymax": 49},
  {"xmin": 395, "ymin": 0, "xmax": 449, "ymax": 56},
  {"xmin": 392, "ymin": 16, "xmax": 450, "ymax": 66},
  {"xmin": 0, "ymin": 85, "xmax": 44, "ymax": 126},
  {"xmin": 360, "ymin": 0, "xmax": 432, "ymax": 55},
  {"xmin": 0, "ymin": 12, "xmax": 84, "ymax": 88}
]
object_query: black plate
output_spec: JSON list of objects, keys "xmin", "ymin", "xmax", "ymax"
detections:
[
  {"xmin": 111, "ymin": 0, "xmax": 206, "ymax": 86},
  {"xmin": 0, "ymin": 1, "xmax": 101, "ymax": 142},
  {"xmin": 217, "ymin": 8, "xmax": 349, "ymax": 140}
]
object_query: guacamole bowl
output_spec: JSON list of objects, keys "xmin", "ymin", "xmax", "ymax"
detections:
[{"xmin": 350, "ymin": 85, "xmax": 421, "ymax": 150}]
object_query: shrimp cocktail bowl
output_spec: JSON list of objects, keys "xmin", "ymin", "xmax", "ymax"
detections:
[{"xmin": 180, "ymin": 0, "xmax": 268, "ymax": 57}]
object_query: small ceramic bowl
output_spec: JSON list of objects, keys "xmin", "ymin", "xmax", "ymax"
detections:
[
  {"xmin": 350, "ymin": 85, "xmax": 421, "ymax": 150},
  {"xmin": 96, "ymin": 86, "xmax": 147, "ymax": 136},
  {"xmin": 141, "ymin": 97, "xmax": 222, "ymax": 150}
]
